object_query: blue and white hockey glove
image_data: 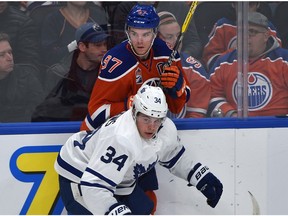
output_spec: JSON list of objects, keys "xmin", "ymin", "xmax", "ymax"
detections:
[
  {"xmin": 160, "ymin": 65, "xmax": 186, "ymax": 98},
  {"xmin": 188, "ymin": 163, "xmax": 223, "ymax": 208},
  {"xmin": 105, "ymin": 203, "xmax": 131, "ymax": 215}
]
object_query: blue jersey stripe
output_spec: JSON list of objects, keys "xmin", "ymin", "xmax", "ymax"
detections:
[
  {"xmin": 57, "ymin": 155, "xmax": 83, "ymax": 178},
  {"xmin": 159, "ymin": 146, "xmax": 185, "ymax": 169}
]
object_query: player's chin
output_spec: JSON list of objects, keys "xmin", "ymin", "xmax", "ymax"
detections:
[
  {"xmin": 142, "ymin": 132, "xmax": 155, "ymax": 140},
  {"xmin": 135, "ymin": 48, "xmax": 148, "ymax": 55}
]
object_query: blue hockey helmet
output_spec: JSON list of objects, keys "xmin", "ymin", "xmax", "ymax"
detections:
[{"xmin": 126, "ymin": 4, "xmax": 160, "ymax": 29}]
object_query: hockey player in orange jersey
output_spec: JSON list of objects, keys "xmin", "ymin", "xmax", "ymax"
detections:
[{"xmin": 81, "ymin": 4, "xmax": 190, "ymax": 131}]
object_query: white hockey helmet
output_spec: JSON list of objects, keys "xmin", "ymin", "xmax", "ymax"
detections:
[{"xmin": 133, "ymin": 85, "xmax": 168, "ymax": 119}]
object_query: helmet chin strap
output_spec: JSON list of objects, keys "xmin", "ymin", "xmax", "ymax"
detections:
[{"xmin": 126, "ymin": 30, "xmax": 157, "ymax": 59}]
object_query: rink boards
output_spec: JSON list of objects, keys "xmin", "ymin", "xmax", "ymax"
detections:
[{"xmin": 1, "ymin": 117, "xmax": 288, "ymax": 214}]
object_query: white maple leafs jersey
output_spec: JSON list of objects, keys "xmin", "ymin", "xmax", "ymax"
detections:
[{"xmin": 54, "ymin": 109, "xmax": 197, "ymax": 214}]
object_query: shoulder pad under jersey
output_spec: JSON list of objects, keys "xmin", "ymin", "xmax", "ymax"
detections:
[
  {"xmin": 99, "ymin": 41, "xmax": 138, "ymax": 79},
  {"xmin": 267, "ymin": 46, "xmax": 288, "ymax": 61},
  {"xmin": 152, "ymin": 38, "xmax": 181, "ymax": 60},
  {"xmin": 216, "ymin": 17, "xmax": 235, "ymax": 27}
]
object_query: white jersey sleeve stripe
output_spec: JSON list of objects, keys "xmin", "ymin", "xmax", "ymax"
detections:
[{"xmin": 159, "ymin": 146, "xmax": 185, "ymax": 169}]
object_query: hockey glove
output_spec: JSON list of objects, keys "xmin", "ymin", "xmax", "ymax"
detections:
[
  {"xmin": 105, "ymin": 203, "xmax": 131, "ymax": 215},
  {"xmin": 160, "ymin": 65, "xmax": 186, "ymax": 98},
  {"xmin": 188, "ymin": 163, "xmax": 223, "ymax": 208}
]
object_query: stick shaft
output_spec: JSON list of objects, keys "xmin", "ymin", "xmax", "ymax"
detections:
[
  {"xmin": 164, "ymin": 1, "xmax": 199, "ymax": 67},
  {"xmin": 182, "ymin": 1, "xmax": 198, "ymax": 34}
]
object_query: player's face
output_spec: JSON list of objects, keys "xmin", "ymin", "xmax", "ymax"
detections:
[
  {"xmin": 136, "ymin": 113, "xmax": 163, "ymax": 140},
  {"xmin": 158, "ymin": 22, "xmax": 181, "ymax": 50},
  {"xmin": 127, "ymin": 28, "xmax": 155, "ymax": 57},
  {"xmin": 0, "ymin": 41, "xmax": 14, "ymax": 79},
  {"xmin": 248, "ymin": 25, "xmax": 269, "ymax": 58}
]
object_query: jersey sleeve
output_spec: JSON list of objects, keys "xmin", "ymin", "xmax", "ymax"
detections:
[
  {"xmin": 184, "ymin": 68, "xmax": 210, "ymax": 118},
  {"xmin": 157, "ymin": 118, "xmax": 198, "ymax": 181},
  {"xmin": 204, "ymin": 21, "xmax": 238, "ymax": 70},
  {"xmin": 181, "ymin": 56, "xmax": 211, "ymax": 118},
  {"xmin": 157, "ymin": 118, "xmax": 185, "ymax": 167},
  {"xmin": 208, "ymin": 51, "xmax": 237, "ymax": 117},
  {"xmin": 80, "ymin": 134, "xmax": 135, "ymax": 214}
]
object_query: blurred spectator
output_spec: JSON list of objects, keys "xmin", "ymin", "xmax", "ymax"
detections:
[
  {"xmin": 40, "ymin": 1, "xmax": 108, "ymax": 66},
  {"xmin": 273, "ymin": 2, "xmax": 288, "ymax": 49},
  {"xmin": 157, "ymin": 11, "xmax": 210, "ymax": 118},
  {"xmin": 156, "ymin": 1, "xmax": 203, "ymax": 59},
  {"xmin": 202, "ymin": 2, "xmax": 281, "ymax": 71},
  {"xmin": 193, "ymin": 2, "xmax": 234, "ymax": 48},
  {"xmin": 111, "ymin": 1, "xmax": 203, "ymax": 59},
  {"xmin": 0, "ymin": 33, "xmax": 44, "ymax": 122},
  {"xmin": 0, "ymin": 2, "xmax": 40, "ymax": 69},
  {"xmin": 110, "ymin": 1, "xmax": 134, "ymax": 44},
  {"xmin": 101, "ymin": 1, "xmax": 120, "ymax": 30},
  {"xmin": 208, "ymin": 12, "xmax": 288, "ymax": 118},
  {"xmin": 31, "ymin": 22, "xmax": 109, "ymax": 122},
  {"xmin": 17, "ymin": 1, "xmax": 55, "ymax": 15}
]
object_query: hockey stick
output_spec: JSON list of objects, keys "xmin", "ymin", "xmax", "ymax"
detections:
[
  {"xmin": 163, "ymin": 1, "xmax": 199, "ymax": 68},
  {"xmin": 248, "ymin": 191, "xmax": 260, "ymax": 215}
]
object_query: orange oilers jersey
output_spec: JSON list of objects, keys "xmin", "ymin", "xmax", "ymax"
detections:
[
  {"xmin": 202, "ymin": 17, "xmax": 282, "ymax": 70},
  {"xmin": 81, "ymin": 38, "xmax": 190, "ymax": 131},
  {"xmin": 208, "ymin": 40, "xmax": 288, "ymax": 117},
  {"xmin": 181, "ymin": 54, "xmax": 211, "ymax": 118}
]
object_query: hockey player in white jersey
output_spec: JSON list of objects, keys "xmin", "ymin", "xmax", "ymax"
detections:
[{"xmin": 54, "ymin": 84, "xmax": 223, "ymax": 215}]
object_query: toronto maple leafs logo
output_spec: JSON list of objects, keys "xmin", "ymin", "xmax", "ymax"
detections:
[
  {"xmin": 133, "ymin": 164, "xmax": 145, "ymax": 179},
  {"xmin": 133, "ymin": 161, "xmax": 157, "ymax": 179}
]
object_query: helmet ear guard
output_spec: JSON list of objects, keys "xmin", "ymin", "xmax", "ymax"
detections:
[{"xmin": 132, "ymin": 85, "xmax": 168, "ymax": 119}]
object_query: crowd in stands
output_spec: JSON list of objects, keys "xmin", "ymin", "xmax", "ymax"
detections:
[{"xmin": 0, "ymin": 1, "xmax": 288, "ymax": 123}]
